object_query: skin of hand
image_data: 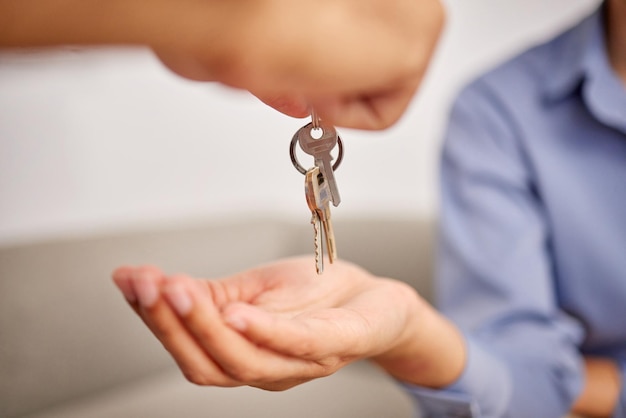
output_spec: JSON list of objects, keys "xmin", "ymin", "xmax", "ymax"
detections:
[
  {"xmin": 572, "ymin": 357, "xmax": 621, "ymax": 418},
  {"xmin": 0, "ymin": 0, "xmax": 444, "ymax": 130},
  {"xmin": 112, "ymin": 257, "xmax": 466, "ymax": 391}
]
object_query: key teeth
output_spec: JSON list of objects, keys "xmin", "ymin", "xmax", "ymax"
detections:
[{"xmin": 311, "ymin": 214, "xmax": 323, "ymax": 275}]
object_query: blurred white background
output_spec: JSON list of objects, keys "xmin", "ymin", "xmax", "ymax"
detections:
[{"xmin": 0, "ymin": 0, "xmax": 600, "ymax": 246}]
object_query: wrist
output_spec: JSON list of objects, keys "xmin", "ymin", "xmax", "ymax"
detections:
[{"xmin": 372, "ymin": 289, "xmax": 466, "ymax": 388}]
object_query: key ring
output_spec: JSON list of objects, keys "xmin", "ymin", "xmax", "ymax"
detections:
[{"xmin": 290, "ymin": 122, "xmax": 344, "ymax": 175}]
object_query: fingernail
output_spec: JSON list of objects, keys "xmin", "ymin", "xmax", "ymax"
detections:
[
  {"xmin": 224, "ymin": 315, "xmax": 247, "ymax": 331},
  {"xmin": 113, "ymin": 278, "xmax": 137, "ymax": 303},
  {"xmin": 164, "ymin": 283, "xmax": 193, "ymax": 316},
  {"xmin": 133, "ymin": 279, "xmax": 159, "ymax": 307}
]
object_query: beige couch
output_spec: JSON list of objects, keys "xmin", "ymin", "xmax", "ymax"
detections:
[{"xmin": 0, "ymin": 217, "xmax": 434, "ymax": 418}]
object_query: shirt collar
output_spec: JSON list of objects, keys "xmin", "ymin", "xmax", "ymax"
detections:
[
  {"xmin": 544, "ymin": 5, "xmax": 626, "ymax": 134},
  {"xmin": 542, "ymin": 7, "xmax": 603, "ymax": 101}
]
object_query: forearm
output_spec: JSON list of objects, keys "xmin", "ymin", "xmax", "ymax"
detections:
[
  {"xmin": 371, "ymin": 288, "xmax": 466, "ymax": 388},
  {"xmin": 0, "ymin": 0, "xmax": 225, "ymax": 48},
  {"xmin": 572, "ymin": 357, "xmax": 621, "ymax": 417}
]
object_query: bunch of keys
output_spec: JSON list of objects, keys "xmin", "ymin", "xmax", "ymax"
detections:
[{"xmin": 290, "ymin": 111, "xmax": 344, "ymax": 274}]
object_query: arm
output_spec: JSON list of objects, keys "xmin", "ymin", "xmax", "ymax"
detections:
[
  {"xmin": 430, "ymin": 79, "xmax": 585, "ymax": 417},
  {"xmin": 0, "ymin": 0, "xmax": 213, "ymax": 47},
  {"xmin": 405, "ymin": 78, "xmax": 622, "ymax": 417},
  {"xmin": 0, "ymin": 0, "xmax": 445, "ymax": 129}
]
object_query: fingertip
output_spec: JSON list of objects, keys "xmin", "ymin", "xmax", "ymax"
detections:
[
  {"xmin": 224, "ymin": 314, "xmax": 248, "ymax": 332},
  {"xmin": 317, "ymin": 101, "xmax": 384, "ymax": 130},
  {"xmin": 112, "ymin": 265, "xmax": 132, "ymax": 280},
  {"xmin": 254, "ymin": 94, "xmax": 310, "ymax": 118},
  {"xmin": 222, "ymin": 302, "xmax": 257, "ymax": 332},
  {"xmin": 112, "ymin": 266, "xmax": 137, "ymax": 303},
  {"xmin": 163, "ymin": 281, "xmax": 194, "ymax": 316},
  {"xmin": 131, "ymin": 266, "xmax": 162, "ymax": 308},
  {"xmin": 313, "ymin": 88, "xmax": 412, "ymax": 130},
  {"xmin": 223, "ymin": 303, "xmax": 273, "ymax": 334},
  {"xmin": 113, "ymin": 279, "xmax": 137, "ymax": 304}
]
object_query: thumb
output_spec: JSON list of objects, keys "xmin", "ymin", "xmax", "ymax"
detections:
[
  {"xmin": 222, "ymin": 302, "xmax": 362, "ymax": 361},
  {"xmin": 253, "ymin": 94, "xmax": 310, "ymax": 118}
]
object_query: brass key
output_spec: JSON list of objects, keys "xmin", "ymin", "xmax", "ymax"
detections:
[{"xmin": 305, "ymin": 166, "xmax": 337, "ymax": 274}]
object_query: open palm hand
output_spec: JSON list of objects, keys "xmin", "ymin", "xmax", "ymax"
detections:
[{"xmin": 113, "ymin": 257, "xmax": 419, "ymax": 390}]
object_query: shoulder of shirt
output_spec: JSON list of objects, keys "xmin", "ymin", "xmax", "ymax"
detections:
[{"xmin": 457, "ymin": 11, "xmax": 593, "ymax": 109}]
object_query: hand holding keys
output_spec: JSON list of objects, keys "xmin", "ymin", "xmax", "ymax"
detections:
[{"xmin": 290, "ymin": 113, "xmax": 344, "ymax": 274}]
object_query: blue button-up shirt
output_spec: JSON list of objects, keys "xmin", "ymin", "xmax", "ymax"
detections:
[{"xmin": 405, "ymin": 5, "xmax": 626, "ymax": 418}]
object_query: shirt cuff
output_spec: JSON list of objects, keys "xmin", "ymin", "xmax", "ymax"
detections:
[{"xmin": 402, "ymin": 334, "xmax": 511, "ymax": 418}]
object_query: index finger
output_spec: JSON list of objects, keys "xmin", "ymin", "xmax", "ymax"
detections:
[{"xmin": 163, "ymin": 277, "xmax": 332, "ymax": 386}]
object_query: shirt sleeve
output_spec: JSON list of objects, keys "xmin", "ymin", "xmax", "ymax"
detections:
[{"xmin": 405, "ymin": 79, "xmax": 586, "ymax": 418}]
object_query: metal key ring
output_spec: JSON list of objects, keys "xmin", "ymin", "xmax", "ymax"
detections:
[{"xmin": 290, "ymin": 128, "xmax": 344, "ymax": 175}]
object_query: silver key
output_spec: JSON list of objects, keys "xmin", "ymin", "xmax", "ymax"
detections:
[
  {"xmin": 296, "ymin": 120, "xmax": 341, "ymax": 207},
  {"xmin": 305, "ymin": 166, "xmax": 337, "ymax": 274}
]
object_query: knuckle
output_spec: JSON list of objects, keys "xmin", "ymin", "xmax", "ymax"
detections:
[{"xmin": 318, "ymin": 357, "xmax": 343, "ymax": 376}]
